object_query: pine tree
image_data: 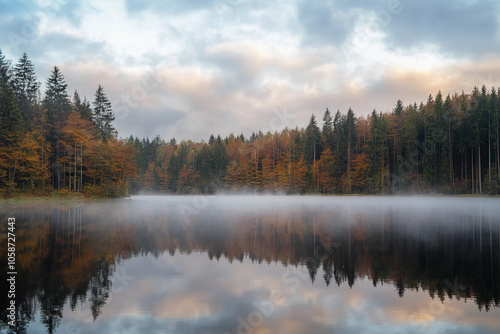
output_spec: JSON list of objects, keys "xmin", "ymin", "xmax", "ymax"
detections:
[
  {"xmin": 332, "ymin": 110, "xmax": 346, "ymax": 192},
  {"xmin": 43, "ymin": 66, "xmax": 71, "ymax": 189},
  {"xmin": 0, "ymin": 49, "xmax": 11, "ymax": 84},
  {"xmin": 367, "ymin": 110, "xmax": 387, "ymax": 192},
  {"xmin": 393, "ymin": 99, "xmax": 404, "ymax": 116},
  {"xmin": 322, "ymin": 108, "xmax": 334, "ymax": 151},
  {"xmin": 345, "ymin": 107, "xmax": 357, "ymax": 193},
  {"xmin": 0, "ymin": 75, "xmax": 24, "ymax": 190},
  {"xmin": 44, "ymin": 66, "xmax": 71, "ymax": 125},
  {"xmin": 92, "ymin": 84, "xmax": 116, "ymax": 141},
  {"xmin": 12, "ymin": 52, "xmax": 40, "ymax": 129},
  {"xmin": 304, "ymin": 114, "xmax": 321, "ymax": 165},
  {"xmin": 73, "ymin": 90, "xmax": 93, "ymax": 121}
]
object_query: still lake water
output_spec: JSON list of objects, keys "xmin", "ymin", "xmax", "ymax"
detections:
[{"xmin": 1, "ymin": 196, "xmax": 500, "ymax": 334}]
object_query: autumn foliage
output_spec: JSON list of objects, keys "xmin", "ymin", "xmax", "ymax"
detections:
[
  {"xmin": 0, "ymin": 51, "xmax": 136, "ymax": 197},
  {"xmin": 2, "ymin": 50, "xmax": 500, "ymax": 196}
]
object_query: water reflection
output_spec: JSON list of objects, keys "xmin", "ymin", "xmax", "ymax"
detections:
[{"xmin": 0, "ymin": 196, "xmax": 499, "ymax": 333}]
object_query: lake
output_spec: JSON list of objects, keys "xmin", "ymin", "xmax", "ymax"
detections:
[{"xmin": 1, "ymin": 196, "xmax": 499, "ymax": 334}]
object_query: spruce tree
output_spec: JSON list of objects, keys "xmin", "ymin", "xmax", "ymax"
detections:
[
  {"xmin": 12, "ymin": 52, "xmax": 41, "ymax": 128},
  {"xmin": 43, "ymin": 66, "xmax": 71, "ymax": 189},
  {"xmin": 92, "ymin": 84, "xmax": 116, "ymax": 141},
  {"xmin": 322, "ymin": 108, "xmax": 334, "ymax": 151},
  {"xmin": 73, "ymin": 90, "xmax": 92, "ymax": 121},
  {"xmin": 304, "ymin": 114, "xmax": 321, "ymax": 165},
  {"xmin": 0, "ymin": 49, "xmax": 11, "ymax": 84},
  {"xmin": 44, "ymin": 65, "xmax": 70, "ymax": 125}
]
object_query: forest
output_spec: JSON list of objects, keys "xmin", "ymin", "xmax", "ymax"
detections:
[
  {"xmin": 1, "ymin": 50, "xmax": 500, "ymax": 196},
  {"xmin": 130, "ymin": 88, "xmax": 500, "ymax": 195},
  {"xmin": 0, "ymin": 50, "xmax": 135, "ymax": 197}
]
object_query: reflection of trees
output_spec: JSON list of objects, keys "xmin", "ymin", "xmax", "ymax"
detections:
[
  {"xmin": 89, "ymin": 262, "xmax": 111, "ymax": 320},
  {"xmin": 0, "ymin": 204, "xmax": 124, "ymax": 334},
  {"xmin": 0, "ymin": 200, "xmax": 499, "ymax": 333}
]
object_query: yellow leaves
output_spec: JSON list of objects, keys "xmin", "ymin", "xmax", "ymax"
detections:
[
  {"xmin": 351, "ymin": 152, "xmax": 369, "ymax": 191},
  {"xmin": 315, "ymin": 148, "xmax": 335, "ymax": 193},
  {"xmin": 178, "ymin": 164, "xmax": 200, "ymax": 193},
  {"xmin": 293, "ymin": 157, "xmax": 307, "ymax": 193}
]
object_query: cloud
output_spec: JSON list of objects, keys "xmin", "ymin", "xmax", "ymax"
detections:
[
  {"xmin": 383, "ymin": 0, "xmax": 500, "ymax": 58},
  {"xmin": 297, "ymin": 0, "xmax": 351, "ymax": 47},
  {"xmin": 1, "ymin": 0, "xmax": 498, "ymax": 141}
]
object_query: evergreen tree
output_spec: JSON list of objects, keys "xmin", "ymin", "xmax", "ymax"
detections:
[
  {"xmin": 0, "ymin": 75, "xmax": 24, "ymax": 137},
  {"xmin": 345, "ymin": 107, "xmax": 357, "ymax": 193},
  {"xmin": 92, "ymin": 84, "xmax": 116, "ymax": 141},
  {"xmin": 12, "ymin": 52, "xmax": 40, "ymax": 128},
  {"xmin": 0, "ymin": 49, "xmax": 11, "ymax": 84},
  {"xmin": 367, "ymin": 110, "xmax": 387, "ymax": 192},
  {"xmin": 304, "ymin": 114, "xmax": 321, "ymax": 165},
  {"xmin": 393, "ymin": 99, "xmax": 404, "ymax": 116},
  {"xmin": 441, "ymin": 94, "xmax": 453, "ymax": 190},
  {"xmin": 322, "ymin": 108, "xmax": 334, "ymax": 151},
  {"xmin": 0, "ymin": 71, "xmax": 24, "ymax": 190},
  {"xmin": 44, "ymin": 66, "xmax": 71, "ymax": 125},
  {"xmin": 423, "ymin": 94, "xmax": 438, "ymax": 189},
  {"xmin": 332, "ymin": 110, "xmax": 346, "ymax": 192},
  {"xmin": 73, "ymin": 90, "xmax": 93, "ymax": 121},
  {"xmin": 43, "ymin": 66, "xmax": 71, "ymax": 189}
]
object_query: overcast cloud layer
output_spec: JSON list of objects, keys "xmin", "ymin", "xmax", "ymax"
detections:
[{"xmin": 1, "ymin": 0, "xmax": 499, "ymax": 141}]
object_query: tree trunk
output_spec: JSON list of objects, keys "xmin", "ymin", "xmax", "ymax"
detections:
[
  {"xmin": 478, "ymin": 140, "xmax": 482, "ymax": 194},
  {"xmin": 449, "ymin": 116, "xmax": 455, "ymax": 192},
  {"xmin": 465, "ymin": 153, "xmax": 468, "ymax": 192},
  {"xmin": 497, "ymin": 104, "xmax": 500, "ymax": 181},
  {"xmin": 74, "ymin": 142, "xmax": 77, "ymax": 191},
  {"xmin": 471, "ymin": 148, "xmax": 474, "ymax": 194},
  {"xmin": 381, "ymin": 146, "xmax": 384, "ymax": 191},
  {"xmin": 416, "ymin": 146, "xmax": 419, "ymax": 189},
  {"xmin": 80, "ymin": 146, "xmax": 83, "ymax": 192},
  {"xmin": 347, "ymin": 130, "xmax": 351, "ymax": 194},
  {"xmin": 488, "ymin": 108, "xmax": 491, "ymax": 182},
  {"xmin": 393, "ymin": 135, "xmax": 396, "ymax": 191}
]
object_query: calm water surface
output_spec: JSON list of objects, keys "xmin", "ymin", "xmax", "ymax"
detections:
[{"xmin": 1, "ymin": 196, "xmax": 499, "ymax": 334}]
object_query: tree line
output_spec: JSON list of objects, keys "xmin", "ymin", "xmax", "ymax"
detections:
[
  {"xmin": 2, "ymin": 49, "xmax": 500, "ymax": 196},
  {"xmin": 131, "ymin": 87, "xmax": 500, "ymax": 195},
  {"xmin": 0, "ymin": 50, "xmax": 136, "ymax": 197}
]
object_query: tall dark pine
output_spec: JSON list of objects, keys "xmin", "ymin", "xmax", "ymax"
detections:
[
  {"xmin": 12, "ymin": 53, "xmax": 41, "ymax": 128},
  {"xmin": 322, "ymin": 108, "xmax": 334, "ymax": 151},
  {"xmin": 345, "ymin": 107, "xmax": 357, "ymax": 193},
  {"xmin": 0, "ymin": 71, "xmax": 24, "ymax": 137},
  {"xmin": 92, "ymin": 84, "xmax": 115, "ymax": 141},
  {"xmin": 44, "ymin": 66, "xmax": 70, "ymax": 189},
  {"xmin": 0, "ymin": 49, "xmax": 11, "ymax": 83},
  {"xmin": 367, "ymin": 110, "xmax": 387, "ymax": 192},
  {"xmin": 0, "ymin": 61, "xmax": 24, "ymax": 189},
  {"xmin": 393, "ymin": 99, "xmax": 404, "ymax": 116},
  {"xmin": 332, "ymin": 110, "xmax": 346, "ymax": 192},
  {"xmin": 0, "ymin": 49, "xmax": 23, "ymax": 137},
  {"xmin": 44, "ymin": 66, "xmax": 71, "ymax": 126},
  {"xmin": 304, "ymin": 114, "xmax": 321, "ymax": 165}
]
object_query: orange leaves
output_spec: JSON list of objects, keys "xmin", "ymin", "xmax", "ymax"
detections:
[
  {"xmin": 351, "ymin": 152, "xmax": 369, "ymax": 192},
  {"xmin": 261, "ymin": 152, "xmax": 276, "ymax": 192},
  {"xmin": 293, "ymin": 157, "xmax": 307, "ymax": 193},
  {"xmin": 315, "ymin": 148, "xmax": 335, "ymax": 194},
  {"xmin": 178, "ymin": 165, "xmax": 200, "ymax": 193}
]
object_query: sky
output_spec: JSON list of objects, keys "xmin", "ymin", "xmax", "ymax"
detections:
[{"xmin": 1, "ymin": 0, "xmax": 500, "ymax": 142}]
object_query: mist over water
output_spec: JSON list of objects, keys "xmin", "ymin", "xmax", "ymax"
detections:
[{"xmin": 1, "ymin": 195, "xmax": 499, "ymax": 334}]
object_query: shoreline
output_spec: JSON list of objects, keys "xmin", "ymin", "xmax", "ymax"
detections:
[{"xmin": 2, "ymin": 192, "xmax": 499, "ymax": 202}]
